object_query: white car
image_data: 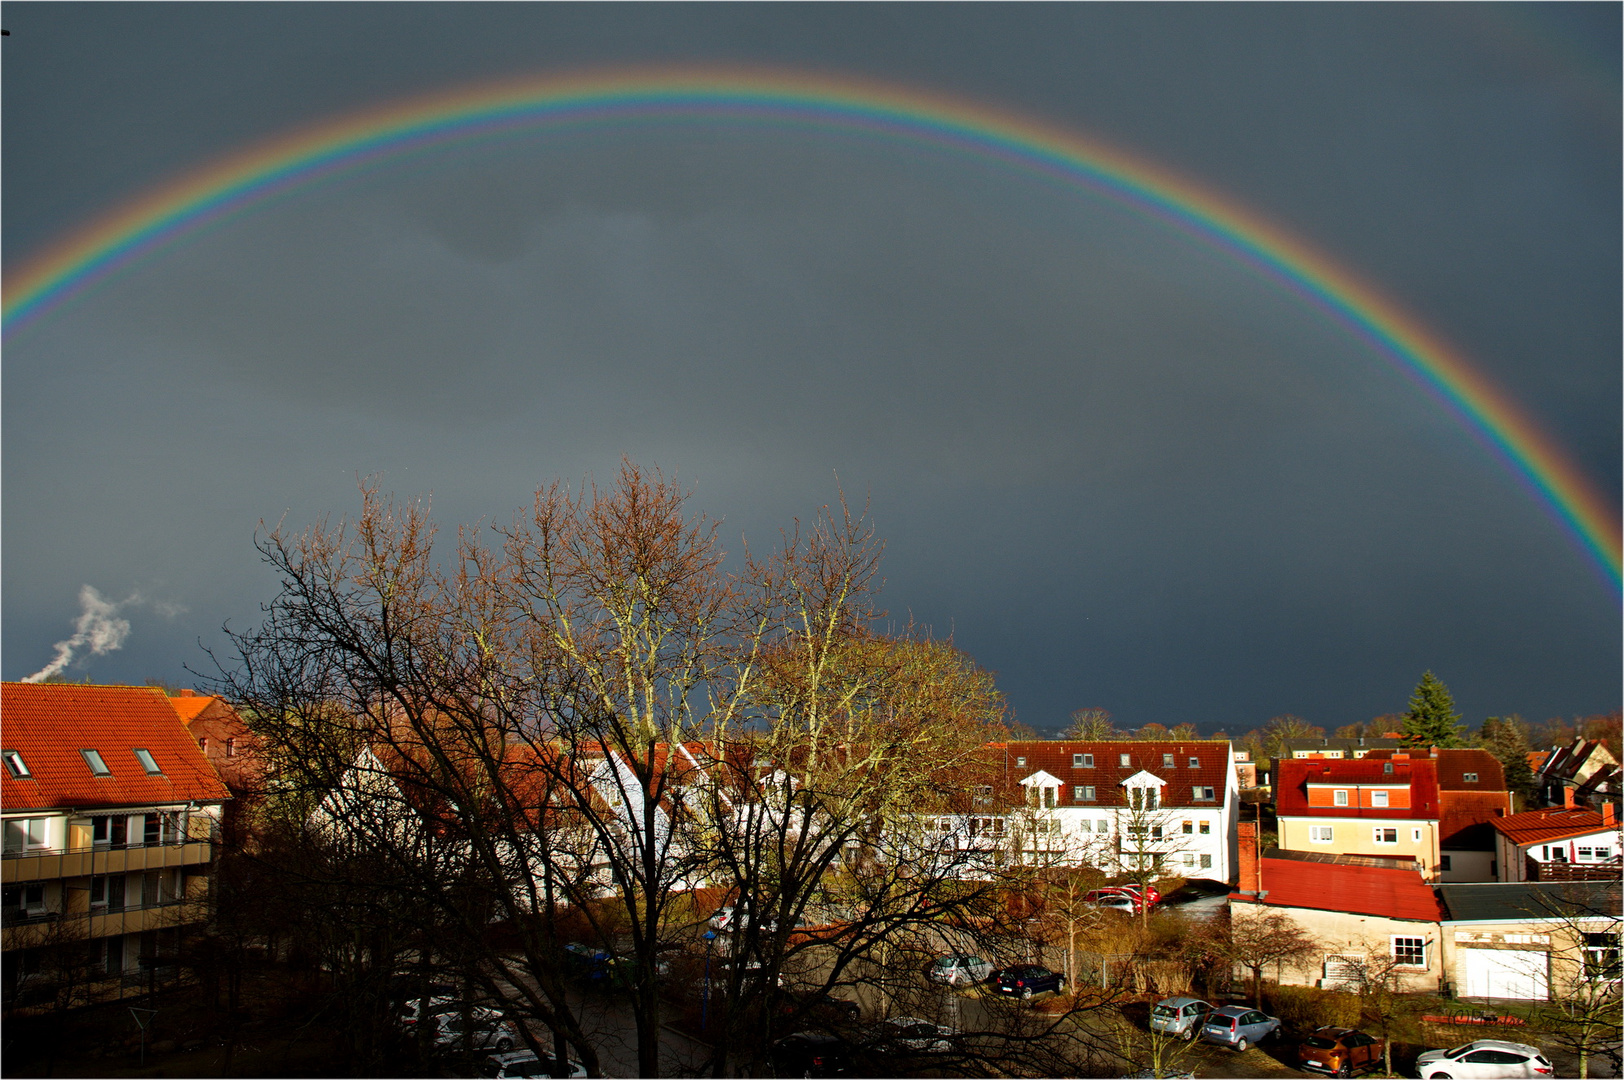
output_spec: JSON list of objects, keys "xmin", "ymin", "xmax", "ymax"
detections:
[
  {"xmin": 479, "ymin": 1050, "xmax": 588, "ymax": 1078},
  {"xmin": 429, "ymin": 1006, "xmax": 518, "ymax": 1053},
  {"xmin": 927, "ymin": 954, "xmax": 993, "ymax": 985},
  {"xmin": 1414, "ymin": 1040, "xmax": 1554, "ymax": 1078}
]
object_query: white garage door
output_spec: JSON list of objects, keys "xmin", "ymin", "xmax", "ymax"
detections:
[{"xmin": 1462, "ymin": 948, "xmax": 1548, "ymax": 1000}]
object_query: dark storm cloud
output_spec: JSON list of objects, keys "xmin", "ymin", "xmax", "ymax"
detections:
[{"xmin": 3, "ymin": 5, "xmax": 1617, "ymax": 730}]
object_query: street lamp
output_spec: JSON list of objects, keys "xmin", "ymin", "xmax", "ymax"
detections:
[{"xmin": 701, "ymin": 930, "xmax": 717, "ymax": 1031}]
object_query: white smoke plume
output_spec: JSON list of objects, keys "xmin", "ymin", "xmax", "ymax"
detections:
[{"xmin": 21, "ymin": 585, "xmax": 138, "ymax": 683}]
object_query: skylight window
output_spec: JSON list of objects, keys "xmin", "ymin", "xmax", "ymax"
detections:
[
  {"xmin": 1, "ymin": 750, "xmax": 29, "ymax": 779},
  {"xmin": 133, "ymin": 749, "xmax": 163, "ymax": 775},
  {"xmin": 81, "ymin": 749, "xmax": 111, "ymax": 776}
]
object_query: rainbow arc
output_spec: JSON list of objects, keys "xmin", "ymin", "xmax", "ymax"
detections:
[{"xmin": 3, "ymin": 67, "xmax": 1617, "ymax": 592}]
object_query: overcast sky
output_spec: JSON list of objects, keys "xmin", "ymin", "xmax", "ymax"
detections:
[{"xmin": 3, "ymin": 4, "xmax": 1618, "ymax": 733}]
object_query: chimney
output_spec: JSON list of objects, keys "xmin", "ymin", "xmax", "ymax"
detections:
[
  {"xmin": 177, "ymin": 689, "xmax": 195, "ymax": 697},
  {"xmin": 1605, "ymin": 803, "xmax": 1615, "ymax": 827},
  {"xmin": 1237, "ymin": 821, "xmax": 1260, "ymax": 896},
  {"xmin": 1564, "ymin": 787, "xmax": 1576, "ymax": 809}
]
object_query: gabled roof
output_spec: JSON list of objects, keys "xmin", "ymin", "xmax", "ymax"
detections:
[
  {"xmin": 167, "ymin": 691, "xmax": 214, "ymax": 724},
  {"xmin": 1244, "ymin": 850, "xmax": 1444, "ymax": 922},
  {"xmin": 1, "ymin": 682, "xmax": 231, "ymax": 811},
  {"xmin": 1439, "ymin": 790, "xmax": 1513, "ymax": 851},
  {"xmin": 1275, "ymin": 757, "xmax": 1441, "ymax": 820},
  {"xmin": 1489, "ymin": 806, "xmax": 1616, "ymax": 847},
  {"xmin": 1438, "ymin": 881, "xmax": 1622, "ymax": 923},
  {"xmin": 985, "ymin": 741, "xmax": 1232, "ymax": 809}
]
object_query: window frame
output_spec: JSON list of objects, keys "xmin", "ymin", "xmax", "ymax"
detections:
[
  {"xmin": 81, "ymin": 748, "xmax": 112, "ymax": 776},
  {"xmin": 1390, "ymin": 935, "xmax": 1426, "ymax": 968},
  {"xmin": 1333, "ymin": 789, "xmax": 1349, "ymax": 807},
  {"xmin": 1310, "ymin": 825, "xmax": 1335, "ymax": 843},
  {"xmin": 133, "ymin": 748, "xmax": 163, "ymax": 775},
  {"xmin": 1373, "ymin": 827, "xmax": 1398, "ymax": 845},
  {"xmin": 1, "ymin": 750, "xmax": 29, "ymax": 779},
  {"xmin": 1075, "ymin": 785, "xmax": 1096, "ymax": 802},
  {"xmin": 1162, "ymin": 753, "xmax": 1175, "ymax": 768}
]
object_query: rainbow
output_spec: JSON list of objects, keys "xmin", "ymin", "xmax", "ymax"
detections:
[{"xmin": 4, "ymin": 66, "xmax": 1618, "ymax": 592}]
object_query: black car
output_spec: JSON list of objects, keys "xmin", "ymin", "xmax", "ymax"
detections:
[
  {"xmin": 771, "ymin": 1031, "xmax": 854, "ymax": 1078},
  {"xmin": 991, "ymin": 964, "xmax": 1065, "ymax": 999}
]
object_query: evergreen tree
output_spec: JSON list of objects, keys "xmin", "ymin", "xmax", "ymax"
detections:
[
  {"xmin": 1400, "ymin": 671, "xmax": 1464, "ymax": 748},
  {"xmin": 1478, "ymin": 715, "xmax": 1538, "ymax": 802}
]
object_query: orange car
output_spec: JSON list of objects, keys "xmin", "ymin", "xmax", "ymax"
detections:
[{"xmin": 1297, "ymin": 1026, "xmax": 1385, "ymax": 1077}]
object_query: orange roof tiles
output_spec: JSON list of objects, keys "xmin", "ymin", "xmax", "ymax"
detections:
[
  {"xmin": 166, "ymin": 692, "xmax": 214, "ymax": 724},
  {"xmin": 1489, "ymin": 806, "xmax": 1614, "ymax": 847},
  {"xmin": 2, "ymin": 682, "xmax": 231, "ymax": 812},
  {"xmin": 1276, "ymin": 757, "xmax": 1441, "ymax": 820}
]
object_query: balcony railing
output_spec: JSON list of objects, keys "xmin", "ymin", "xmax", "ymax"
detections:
[
  {"xmin": 1, "ymin": 840, "xmax": 215, "ymax": 883},
  {"xmin": 3, "ymin": 837, "xmax": 208, "ymax": 860}
]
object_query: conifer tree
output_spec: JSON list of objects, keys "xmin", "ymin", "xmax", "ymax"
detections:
[
  {"xmin": 1478, "ymin": 715, "xmax": 1538, "ymax": 802},
  {"xmin": 1400, "ymin": 671, "xmax": 1464, "ymax": 748}
]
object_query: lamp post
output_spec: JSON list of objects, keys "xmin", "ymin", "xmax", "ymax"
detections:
[{"xmin": 701, "ymin": 930, "xmax": 717, "ymax": 1031}]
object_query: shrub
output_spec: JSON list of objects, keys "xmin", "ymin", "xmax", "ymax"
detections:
[{"xmin": 1269, "ymin": 984, "xmax": 1360, "ymax": 1032}]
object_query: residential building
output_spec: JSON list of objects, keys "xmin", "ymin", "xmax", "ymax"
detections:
[
  {"xmin": 170, "ymin": 691, "xmax": 265, "ymax": 846},
  {"xmin": 1275, "ymin": 755, "xmax": 1445, "ymax": 879},
  {"xmin": 1232, "ymin": 749, "xmax": 1259, "ymax": 791},
  {"xmin": 1437, "ymin": 880, "xmax": 1621, "ymax": 1000},
  {"xmin": 2, "ymin": 683, "xmax": 231, "ymax": 1010},
  {"xmin": 1231, "ymin": 822, "xmax": 1446, "ymax": 993},
  {"xmin": 1489, "ymin": 799, "xmax": 1621, "ymax": 883},
  {"xmin": 955, "ymin": 741, "xmax": 1240, "ymax": 882},
  {"xmin": 1366, "ymin": 748, "xmax": 1512, "ymax": 883},
  {"xmin": 1535, "ymin": 738, "xmax": 1620, "ymax": 812},
  {"xmin": 1281, "ymin": 736, "xmax": 1404, "ymax": 760}
]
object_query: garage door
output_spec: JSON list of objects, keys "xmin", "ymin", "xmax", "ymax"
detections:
[{"xmin": 1461, "ymin": 948, "xmax": 1548, "ymax": 1000}]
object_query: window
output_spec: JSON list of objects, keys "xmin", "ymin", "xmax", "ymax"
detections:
[
  {"xmin": 1383, "ymin": 762, "xmax": 1394, "ymax": 774},
  {"xmin": 1119, "ymin": 753, "xmax": 1131, "ymax": 767},
  {"xmin": 1077, "ymin": 819, "xmax": 1091, "ymax": 833},
  {"xmin": 1183, "ymin": 852, "xmax": 1196, "ymax": 866},
  {"xmin": 1043, "ymin": 787, "xmax": 1056, "ymax": 809},
  {"xmin": 1199, "ymin": 853, "xmax": 1212, "ymax": 869},
  {"xmin": 1097, "ymin": 819, "xmax": 1109, "ymax": 833},
  {"xmin": 974, "ymin": 785, "xmax": 992, "ymax": 805},
  {"xmin": 1371, "ymin": 790, "xmax": 1389, "ymax": 807},
  {"xmin": 91, "ymin": 816, "xmax": 129, "ymax": 847},
  {"xmin": 1151, "ymin": 825, "xmax": 1163, "ymax": 840},
  {"xmin": 1310, "ymin": 825, "xmax": 1335, "ymax": 843},
  {"xmin": 81, "ymin": 749, "xmax": 111, "ymax": 776},
  {"xmin": 1188, "ymin": 757, "xmax": 1199, "ymax": 768},
  {"xmin": 1440, "ymin": 856, "xmax": 1452, "ymax": 871},
  {"xmin": 1412, "ymin": 827, "xmax": 1422, "ymax": 842},
  {"xmin": 1, "ymin": 750, "xmax": 29, "ymax": 779},
  {"xmin": 1583, "ymin": 933, "xmax": 1621, "ymax": 980},
  {"xmin": 1199, "ymin": 821, "xmax": 1211, "ymax": 835},
  {"xmin": 1163, "ymin": 754, "xmax": 1175, "ymax": 768},
  {"xmin": 1373, "ymin": 827, "xmax": 1398, "ymax": 844},
  {"xmin": 1192, "ymin": 785, "xmax": 1215, "ymax": 801},
  {"xmin": 1182, "ymin": 820, "xmax": 1194, "ymax": 834},
  {"xmin": 3, "ymin": 883, "xmax": 45, "ymax": 915},
  {"xmin": 1463, "ymin": 772, "xmax": 1478, "ymax": 783},
  {"xmin": 133, "ymin": 748, "xmax": 162, "ymax": 775},
  {"xmin": 197, "ymin": 737, "xmax": 207, "ymax": 752},
  {"xmin": 1075, "ymin": 785, "xmax": 1096, "ymax": 802},
  {"xmin": 1334, "ymin": 789, "xmax": 1349, "ymax": 806},
  {"xmin": 1075, "ymin": 753, "xmax": 1094, "ymax": 768},
  {"xmin": 3, "ymin": 818, "xmax": 49, "ymax": 853},
  {"xmin": 1016, "ymin": 756, "xmax": 1026, "ymax": 767},
  {"xmin": 225, "ymin": 738, "xmax": 236, "ymax": 758},
  {"xmin": 1391, "ymin": 936, "xmax": 1426, "ymax": 967},
  {"xmin": 1130, "ymin": 787, "xmax": 1159, "ymax": 810},
  {"xmin": 1595, "ymin": 847, "xmax": 1612, "ymax": 861}
]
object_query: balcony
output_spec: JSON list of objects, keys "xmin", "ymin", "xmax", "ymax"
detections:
[
  {"xmin": 1, "ymin": 841, "xmax": 215, "ymax": 884},
  {"xmin": 3, "ymin": 897, "xmax": 204, "ymax": 950}
]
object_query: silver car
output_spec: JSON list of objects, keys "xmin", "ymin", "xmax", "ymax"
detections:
[
  {"xmin": 1200, "ymin": 1005, "xmax": 1280, "ymax": 1052},
  {"xmin": 1150, "ymin": 996, "xmax": 1213, "ymax": 1040},
  {"xmin": 927, "ymin": 954, "xmax": 993, "ymax": 985},
  {"xmin": 430, "ymin": 1007, "xmax": 519, "ymax": 1053},
  {"xmin": 479, "ymin": 1050, "xmax": 588, "ymax": 1078}
]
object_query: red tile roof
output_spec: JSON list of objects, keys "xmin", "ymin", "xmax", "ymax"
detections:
[
  {"xmin": 988, "ymin": 741, "xmax": 1233, "ymax": 809},
  {"xmin": 1489, "ymin": 806, "xmax": 1615, "ymax": 847},
  {"xmin": 167, "ymin": 693, "xmax": 214, "ymax": 724},
  {"xmin": 1, "ymin": 683, "xmax": 231, "ymax": 811},
  {"xmin": 1248, "ymin": 855, "xmax": 1444, "ymax": 922},
  {"xmin": 1276, "ymin": 757, "xmax": 1441, "ymax": 820},
  {"xmin": 1439, "ymin": 790, "xmax": 1513, "ymax": 850}
]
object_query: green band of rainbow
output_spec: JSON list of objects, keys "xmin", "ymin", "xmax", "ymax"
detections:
[{"xmin": 4, "ymin": 66, "xmax": 1617, "ymax": 593}]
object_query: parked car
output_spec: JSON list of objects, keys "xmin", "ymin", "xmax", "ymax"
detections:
[
  {"xmin": 389, "ymin": 980, "xmax": 457, "ymax": 1027},
  {"xmin": 1085, "ymin": 893, "xmax": 1137, "ymax": 914},
  {"xmin": 991, "ymin": 964, "xmax": 1066, "ymax": 1000},
  {"xmin": 479, "ymin": 1050, "xmax": 588, "ymax": 1078},
  {"xmin": 867, "ymin": 1016, "xmax": 959, "ymax": 1054},
  {"xmin": 562, "ymin": 943, "xmax": 612, "ymax": 981},
  {"xmin": 1149, "ymin": 997, "xmax": 1213, "ymax": 1041},
  {"xmin": 771, "ymin": 1031, "xmax": 856, "ymax": 1077},
  {"xmin": 1297, "ymin": 1026, "xmax": 1385, "ymax": 1076},
  {"xmin": 1414, "ymin": 1040, "xmax": 1554, "ymax": 1079},
  {"xmin": 927, "ymin": 954, "xmax": 994, "ymax": 985},
  {"xmin": 428, "ymin": 1007, "xmax": 518, "ymax": 1053},
  {"xmin": 1199, "ymin": 1005, "xmax": 1280, "ymax": 1051},
  {"xmin": 772, "ymin": 987, "xmax": 862, "ymax": 1025},
  {"xmin": 1085, "ymin": 885, "xmax": 1161, "ymax": 912}
]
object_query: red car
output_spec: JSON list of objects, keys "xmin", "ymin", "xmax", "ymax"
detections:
[{"xmin": 1083, "ymin": 885, "xmax": 1160, "ymax": 912}]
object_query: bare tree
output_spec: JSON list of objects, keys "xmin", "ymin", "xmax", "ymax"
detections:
[
  {"xmin": 1066, "ymin": 708, "xmax": 1116, "ymax": 740},
  {"xmin": 1214, "ymin": 907, "xmax": 1320, "ymax": 1009},
  {"xmin": 1519, "ymin": 882, "xmax": 1623, "ymax": 1080}
]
